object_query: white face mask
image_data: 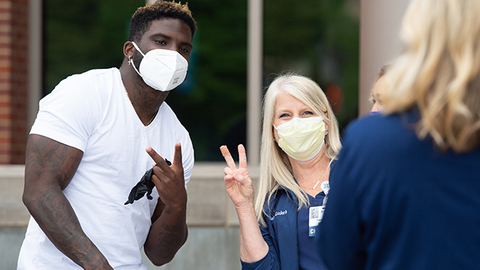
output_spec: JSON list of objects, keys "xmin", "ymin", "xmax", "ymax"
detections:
[
  {"xmin": 130, "ymin": 42, "xmax": 188, "ymax": 91},
  {"xmin": 275, "ymin": 116, "xmax": 327, "ymax": 161}
]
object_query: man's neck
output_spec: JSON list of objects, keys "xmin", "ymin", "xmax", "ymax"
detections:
[{"xmin": 119, "ymin": 60, "xmax": 169, "ymax": 126}]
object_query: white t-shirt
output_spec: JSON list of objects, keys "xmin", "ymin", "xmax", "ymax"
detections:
[{"xmin": 17, "ymin": 68, "xmax": 194, "ymax": 270}]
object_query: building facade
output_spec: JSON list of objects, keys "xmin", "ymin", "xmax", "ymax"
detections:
[
  {"xmin": 0, "ymin": 0, "xmax": 29, "ymax": 164},
  {"xmin": 0, "ymin": 0, "xmax": 409, "ymax": 268}
]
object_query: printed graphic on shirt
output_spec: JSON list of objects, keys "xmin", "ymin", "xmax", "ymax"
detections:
[{"xmin": 269, "ymin": 209, "xmax": 288, "ymax": 221}]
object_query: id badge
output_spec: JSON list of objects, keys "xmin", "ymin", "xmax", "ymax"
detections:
[{"xmin": 308, "ymin": 206, "xmax": 324, "ymax": 237}]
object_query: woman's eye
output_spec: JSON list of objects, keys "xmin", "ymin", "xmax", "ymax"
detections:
[
  {"xmin": 279, "ymin": 113, "xmax": 289, "ymax": 118},
  {"xmin": 303, "ymin": 111, "xmax": 314, "ymax": 115}
]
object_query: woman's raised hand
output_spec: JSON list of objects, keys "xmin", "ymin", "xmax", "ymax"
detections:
[{"xmin": 220, "ymin": 144, "xmax": 255, "ymax": 209}]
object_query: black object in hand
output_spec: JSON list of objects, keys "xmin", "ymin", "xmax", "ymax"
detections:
[{"xmin": 124, "ymin": 158, "xmax": 171, "ymax": 205}]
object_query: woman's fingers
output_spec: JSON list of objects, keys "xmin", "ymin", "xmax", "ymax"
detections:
[
  {"xmin": 237, "ymin": 144, "xmax": 248, "ymax": 169},
  {"xmin": 224, "ymin": 166, "xmax": 232, "ymax": 174},
  {"xmin": 221, "ymin": 144, "xmax": 252, "ymax": 186},
  {"xmin": 220, "ymin": 145, "xmax": 237, "ymax": 171}
]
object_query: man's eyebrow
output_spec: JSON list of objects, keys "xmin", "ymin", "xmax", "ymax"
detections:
[
  {"xmin": 150, "ymin": 33, "xmax": 193, "ymax": 48},
  {"xmin": 181, "ymin": 41, "xmax": 193, "ymax": 49},
  {"xmin": 150, "ymin": 33, "xmax": 170, "ymax": 40}
]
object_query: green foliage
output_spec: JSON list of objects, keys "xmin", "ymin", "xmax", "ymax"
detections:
[
  {"xmin": 166, "ymin": 0, "xmax": 248, "ymax": 161},
  {"xmin": 263, "ymin": 0, "xmax": 359, "ymax": 129},
  {"xmin": 44, "ymin": 0, "xmax": 359, "ymax": 161},
  {"xmin": 44, "ymin": 0, "xmax": 144, "ymax": 92}
]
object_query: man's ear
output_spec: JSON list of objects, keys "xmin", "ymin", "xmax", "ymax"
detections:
[{"xmin": 123, "ymin": 41, "xmax": 135, "ymax": 59}]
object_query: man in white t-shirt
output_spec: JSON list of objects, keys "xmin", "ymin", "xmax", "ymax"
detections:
[{"xmin": 18, "ymin": 2, "xmax": 196, "ymax": 269}]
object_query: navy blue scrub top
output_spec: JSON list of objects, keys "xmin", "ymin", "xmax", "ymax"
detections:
[{"xmin": 297, "ymin": 192, "xmax": 328, "ymax": 270}]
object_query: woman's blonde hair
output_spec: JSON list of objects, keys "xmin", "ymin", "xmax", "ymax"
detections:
[
  {"xmin": 383, "ymin": 0, "xmax": 480, "ymax": 153},
  {"xmin": 255, "ymin": 73, "xmax": 341, "ymax": 226}
]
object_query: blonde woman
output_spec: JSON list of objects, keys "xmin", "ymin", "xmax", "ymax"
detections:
[
  {"xmin": 319, "ymin": 0, "xmax": 480, "ymax": 269},
  {"xmin": 221, "ymin": 74, "xmax": 341, "ymax": 269}
]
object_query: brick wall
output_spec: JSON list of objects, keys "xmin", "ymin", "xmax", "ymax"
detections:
[{"xmin": 0, "ymin": 0, "xmax": 29, "ymax": 164}]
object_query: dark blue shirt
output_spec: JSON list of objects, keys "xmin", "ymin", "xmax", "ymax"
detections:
[
  {"xmin": 298, "ymin": 192, "xmax": 328, "ymax": 269},
  {"xmin": 319, "ymin": 110, "xmax": 480, "ymax": 269}
]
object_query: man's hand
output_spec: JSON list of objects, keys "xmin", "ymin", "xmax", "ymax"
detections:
[
  {"xmin": 146, "ymin": 142, "xmax": 187, "ymax": 211},
  {"xmin": 144, "ymin": 143, "xmax": 188, "ymax": 266}
]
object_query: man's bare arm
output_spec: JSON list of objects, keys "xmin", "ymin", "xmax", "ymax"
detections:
[{"xmin": 23, "ymin": 134, "xmax": 113, "ymax": 270}]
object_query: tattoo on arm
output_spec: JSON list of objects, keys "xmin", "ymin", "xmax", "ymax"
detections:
[
  {"xmin": 153, "ymin": 223, "xmax": 185, "ymax": 250},
  {"xmin": 23, "ymin": 135, "xmax": 112, "ymax": 269},
  {"xmin": 25, "ymin": 135, "xmax": 81, "ymax": 190},
  {"xmin": 144, "ymin": 205, "xmax": 188, "ymax": 266}
]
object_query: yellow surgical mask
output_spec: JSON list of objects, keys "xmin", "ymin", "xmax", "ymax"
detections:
[{"xmin": 275, "ymin": 116, "xmax": 326, "ymax": 161}]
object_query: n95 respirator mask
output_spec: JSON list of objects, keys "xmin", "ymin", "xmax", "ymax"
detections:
[{"xmin": 130, "ymin": 42, "xmax": 188, "ymax": 91}]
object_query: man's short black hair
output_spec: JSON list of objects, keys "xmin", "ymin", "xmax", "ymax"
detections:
[{"xmin": 128, "ymin": 1, "xmax": 196, "ymax": 42}]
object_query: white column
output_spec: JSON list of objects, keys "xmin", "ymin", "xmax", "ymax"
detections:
[
  {"xmin": 359, "ymin": 0, "xmax": 409, "ymax": 115},
  {"xmin": 247, "ymin": 0, "xmax": 263, "ymax": 166},
  {"xmin": 28, "ymin": 0, "xmax": 43, "ymax": 127}
]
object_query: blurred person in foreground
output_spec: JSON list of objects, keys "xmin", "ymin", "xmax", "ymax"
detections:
[
  {"xmin": 221, "ymin": 74, "xmax": 341, "ymax": 269},
  {"xmin": 18, "ymin": 1, "xmax": 196, "ymax": 269},
  {"xmin": 319, "ymin": 0, "xmax": 480, "ymax": 269}
]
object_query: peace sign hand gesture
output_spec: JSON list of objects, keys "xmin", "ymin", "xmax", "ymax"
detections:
[
  {"xmin": 146, "ymin": 143, "xmax": 186, "ymax": 211},
  {"xmin": 220, "ymin": 144, "xmax": 255, "ymax": 210}
]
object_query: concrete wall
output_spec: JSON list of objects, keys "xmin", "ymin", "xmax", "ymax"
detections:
[
  {"xmin": 0, "ymin": 1, "xmax": 415, "ymax": 268},
  {"xmin": 0, "ymin": 163, "xmax": 256, "ymax": 269}
]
